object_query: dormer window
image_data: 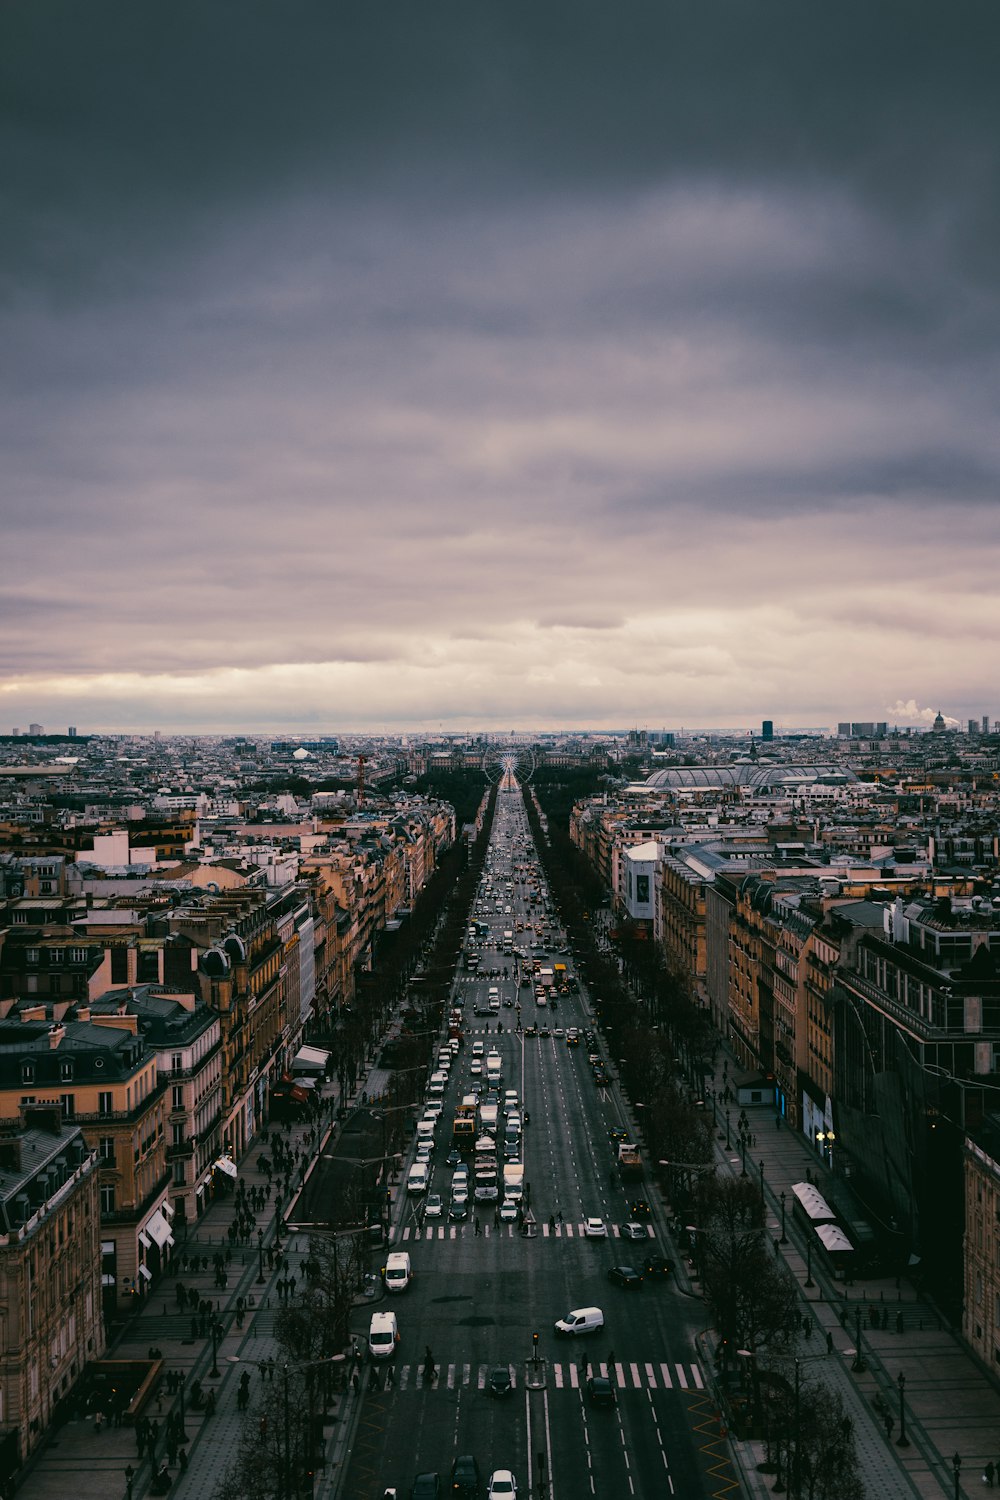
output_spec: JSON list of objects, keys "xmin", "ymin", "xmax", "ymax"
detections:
[
  {"xmin": 21, "ymin": 1061, "xmax": 35, "ymax": 1085},
  {"xmin": 60, "ymin": 1060, "xmax": 74, "ymax": 1082}
]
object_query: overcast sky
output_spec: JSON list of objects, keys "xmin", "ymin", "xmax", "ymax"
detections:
[{"xmin": 3, "ymin": 1, "xmax": 999, "ymax": 735}]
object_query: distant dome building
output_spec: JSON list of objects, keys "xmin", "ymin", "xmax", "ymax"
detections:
[{"xmin": 932, "ymin": 710, "xmax": 946, "ymax": 733}]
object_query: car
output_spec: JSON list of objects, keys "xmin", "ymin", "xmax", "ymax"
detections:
[
  {"xmin": 607, "ymin": 1126, "xmax": 627, "ymax": 1142},
  {"xmin": 607, "ymin": 1264, "xmax": 644, "ymax": 1288},
  {"xmin": 629, "ymin": 1199, "xmax": 651, "ymax": 1219},
  {"xmin": 644, "ymin": 1255, "xmax": 674, "ymax": 1280},
  {"xmin": 446, "ymin": 1149, "xmax": 462, "ymax": 1168},
  {"xmin": 488, "ymin": 1364, "xmax": 514, "ymax": 1398},
  {"xmin": 415, "ymin": 1143, "xmax": 433, "ymax": 1164},
  {"xmin": 449, "ymin": 1197, "xmax": 469, "ymax": 1222},
  {"xmin": 553, "ymin": 1028, "xmax": 564, "ymax": 1038},
  {"xmin": 450, "ymin": 1454, "xmax": 481, "ymax": 1500},
  {"xmin": 586, "ymin": 1375, "xmax": 616, "ymax": 1408},
  {"xmin": 471, "ymin": 1059, "xmax": 483, "ymax": 1075},
  {"xmin": 487, "ymin": 1471, "xmax": 517, "ymax": 1500},
  {"xmin": 423, "ymin": 1101, "xmax": 444, "ymax": 1120},
  {"xmin": 472, "ymin": 1042, "xmax": 485, "ymax": 1057},
  {"xmin": 411, "ymin": 1474, "xmax": 441, "ymax": 1500},
  {"xmin": 499, "ymin": 1200, "xmax": 518, "ymax": 1222},
  {"xmin": 524, "ymin": 1025, "xmax": 537, "ymax": 1037},
  {"xmin": 620, "ymin": 1221, "xmax": 649, "ymax": 1241},
  {"xmin": 424, "ymin": 1194, "xmax": 443, "ymax": 1219},
  {"xmin": 584, "ymin": 1217, "xmax": 608, "ymax": 1238},
  {"xmin": 593, "ymin": 1071, "xmax": 609, "ymax": 1086},
  {"xmin": 538, "ymin": 1027, "xmax": 550, "ymax": 1038}
]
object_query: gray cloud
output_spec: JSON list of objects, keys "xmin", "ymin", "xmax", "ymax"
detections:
[{"xmin": 2, "ymin": 1, "xmax": 999, "ymax": 730}]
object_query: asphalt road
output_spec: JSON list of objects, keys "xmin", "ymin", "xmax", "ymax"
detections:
[{"xmin": 331, "ymin": 787, "xmax": 728, "ymax": 1500}]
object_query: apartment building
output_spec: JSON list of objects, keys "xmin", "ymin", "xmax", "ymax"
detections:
[
  {"xmin": 0, "ymin": 1015, "xmax": 169, "ymax": 1316},
  {"xmin": 0, "ymin": 1109, "xmax": 103, "ymax": 1484},
  {"xmin": 88, "ymin": 987, "xmax": 222, "ymax": 1226}
]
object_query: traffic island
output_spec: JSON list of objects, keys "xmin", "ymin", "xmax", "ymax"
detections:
[{"xmin": 524, "ymin": 1356, "xmax": 547, "ymax": 1390}]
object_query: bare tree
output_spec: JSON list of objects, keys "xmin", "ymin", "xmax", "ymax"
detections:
[{"xmin": 697, "ymin": 1175, "xmax": 799, "ymax": 1362}]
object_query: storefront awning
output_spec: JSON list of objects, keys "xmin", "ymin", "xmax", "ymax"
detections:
[
  {"xmin": 137, "ymin": 1263, "xmax": 153, "ymax": 1282},
  {"xmin": 145, "ymin": 1209, "xmax": 173, "ymax": 1249},
  {"xmin": 291, "ymin": 1045, "xmax": 330, "ymax": 1073},
  {"xmin": 214, "ymin": 1155, "xmax": 238, "ymax": 1180}
]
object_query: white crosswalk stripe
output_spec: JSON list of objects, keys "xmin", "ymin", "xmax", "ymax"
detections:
[{"xmin": 386, "ymin": 1361, "xmax": 702, "ymax": 1392}]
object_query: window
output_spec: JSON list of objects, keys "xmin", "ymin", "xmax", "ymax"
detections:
[
  {"xmin": 99, "ymin": 1137, "xmax": 115, "ymax": 1163},
  {"xmin": 172, "ymin": 1161, "xmax": 186, "ymax": 1186},
  {"xmin": 171, "ymin": 1053, "xmax": 183, "ymax": 1072},
  {"xmin": 69, "ymin": 947, "xmax": 88, "ymax": 965},
  {"xmin": 50, "ymin": 948, "xmax": 64, "ymax": 965},
  {"xmin": 61, "ymin": 1094, "xmax": 75, "ymax": 1119},
  {"xmin": 100, "ymin": 1185, "xmax": 116, "ymax": 1215},
  {"xmin": 98, "ymin": 1091, "xmax": 113, "ymax": 1116},
  {"xmin": 171, "ymin": 1123, "xmax": 185, "ymax": 1146},
  {"xmin": 60, "ymin": 1060, "xmax": 73, "ymax": 1081},
  {"xmin": 171, "ymin": 1085, "xmax": 184, "ymax": 1110},
  {"xmin": 21, "ymin": 1061, "xmax": 35, "ymax": 1085}
]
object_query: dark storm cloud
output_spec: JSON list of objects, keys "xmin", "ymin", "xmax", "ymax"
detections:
[{"xmin": 3, "ymin": 0, "xmax": 1000, "ymax": 729}]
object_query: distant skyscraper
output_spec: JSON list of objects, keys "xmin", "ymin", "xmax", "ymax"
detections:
[
  {"xmin": 761, "ymin": 720, "xmax": 773, "ymax": 741},
  {"xmin": 68, "ymin": 726, "xmax": 77, "ymax": 738},
  {"xmin": 969, "ymin": 720, "xmax": 978, "ymax": 736},
  {"xmin": 28, "ymin": 722, "xmax": 43, "ymax": 735},
  {"xmin": 984, "ymin": 715, "xmax": 991, "ymax": 735},
  {"xmin": 837, "ymin": 722, "xmax": 851, "ymax": 737}
]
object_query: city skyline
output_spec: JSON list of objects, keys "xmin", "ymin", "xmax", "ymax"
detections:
[{"xmin": 4, "ymin": 3, "xmax": 999, "ymax": 734}]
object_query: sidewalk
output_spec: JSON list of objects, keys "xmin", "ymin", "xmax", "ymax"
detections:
[
  {"xmin": 15, "ymin": 1060, "xmax": 388, "ymax": 1500},
  {"xmin": 623, "ymin": 1045, "xmax": 997, "ymax": 1500}
]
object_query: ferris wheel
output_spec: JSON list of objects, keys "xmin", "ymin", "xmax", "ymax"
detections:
[{"xmin": 482, "ymin": 741, "xmax": 537, "ymax": 786}]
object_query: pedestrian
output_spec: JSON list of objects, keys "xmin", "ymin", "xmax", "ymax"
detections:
[
  {"xmin": 895, "ymin": 1310, "xmax": 904, "ymax": 1334},
  {"xmin": 986, "ymin": 1462, "xmax": 996, "ymax": 1488},
  {"xmin": 775, "ymin": 1114, "xmax": 781, "ymax": 1130},
  {"xmin": 826, "ymin": 1330, "xmax": 834, "ymax": 1355},
  {"xmin": 474, "ymin": 1217, "xmax": 481, "ymax": 1236},
  {"xmin": 267, "ymin": 1356, "xmax": 275, "ymax": 1382},
  {"xmin": 179, "ymin": 1448, "xmax": 188, "ymax": 1472},
  {"xmin": 884, "ymin": 1413, "xmax": 894, "ymax": 1440}
]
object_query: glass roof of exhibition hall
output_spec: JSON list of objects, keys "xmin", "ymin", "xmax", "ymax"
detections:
[{"xmin": 644, "ymin": 764, "xmax": 856, "ymax": 790}]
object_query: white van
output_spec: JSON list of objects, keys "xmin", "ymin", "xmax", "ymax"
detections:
[
  {"xmin": 383, "ymin": 1252, "xmax": 411, "ymax": 1294},
  {"xmin": 428, "ymin": 1071, "xmax": 447, "ymax": 1096},
  {"xmin": 554, "ymin": 1306, "xmax": 605, "ymax": 1337},
  {"xmin": 369, "ymin": 1310, "xmax": 399, "ymax": 1359},
  {"xmin": 415, "ymin": 1119, "xmax": 435, "ymax": 1143},
  {"xmin": 407, "ymin": 1163, "xmax": 429, "ymax": 1195}
]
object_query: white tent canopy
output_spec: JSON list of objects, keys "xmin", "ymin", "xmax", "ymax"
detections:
[{"xmin": 291, "ymin": 1045, "xmax": 331, "ymax": 1074}]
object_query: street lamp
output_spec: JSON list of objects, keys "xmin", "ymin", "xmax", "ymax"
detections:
[
  {"xmin": 177, "ymin": 1371, "xmax": 186, "ymax": 1439},
  {"xmin": 741, "ymin": 1135, "xmax": 748, "ymax": 1176},
  {"xmin": 780, "ymin": 1191, "xmax": 788, "ymax": 1245},
  {"xmin": 952, "ymin": 1453, "xmax": 962, "ymax": 1500},
  {"xmin": 726, "ymin": 1109, "xmax": 732, "ymax": 1149},
  {"xmin": 896, "ymin": 1371, "xmax": 909, "ymax": 1448},
  {"xmin": 257, "ymin": 1227, "xmax": 265, "ymax": 1284},
  {"xmin": 758, "ymin": 1159, "xmax": 765, "ymax": 1204},
  {"xmin": 804, "ymin": 1238, "xmax": 814, "ymax": 1289},
  {"xmin": 210, "ymin": 1316, "xmax": 221, "ymax": 1379}
]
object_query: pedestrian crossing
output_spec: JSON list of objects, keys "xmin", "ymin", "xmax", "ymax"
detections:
[
  {"xmin": 399, "ymin": 1222, "xmax": 655, "ymax": 1241},
  {"xmin": 390, "ymin": 1360, "xmax": 702, "ymax": 1392}
]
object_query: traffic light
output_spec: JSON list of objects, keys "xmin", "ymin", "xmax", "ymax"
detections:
[{"xmin": 533, "ymin": 1331, "xmax": 539, "ymax": 1349}]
